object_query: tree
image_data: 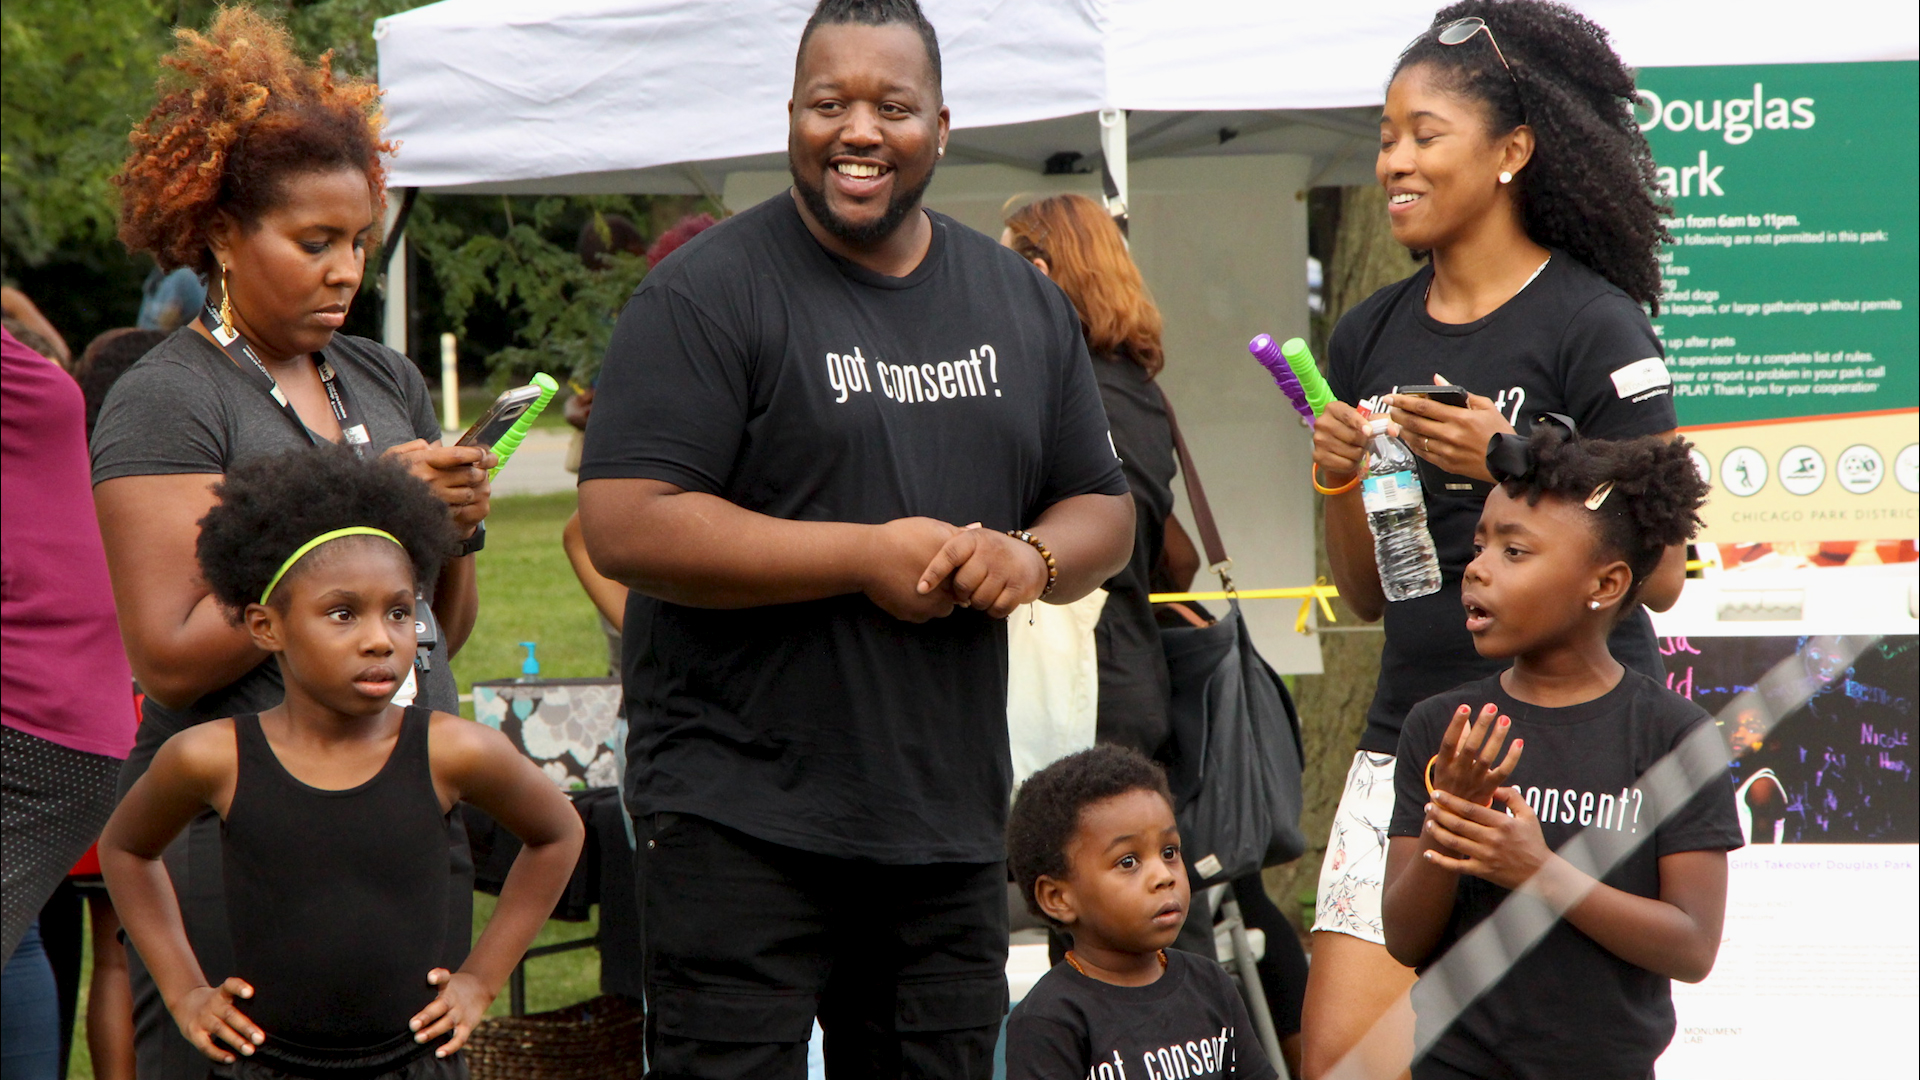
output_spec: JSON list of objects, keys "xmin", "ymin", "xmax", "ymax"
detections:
[{"xmin": 0, "ymin": 0, "xmax": 170, "ymax": 273}]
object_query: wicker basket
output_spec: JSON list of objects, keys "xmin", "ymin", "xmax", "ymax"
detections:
[{"xmin": 465, "ymin": 995, "xmax": 646, "ymax": 1080}]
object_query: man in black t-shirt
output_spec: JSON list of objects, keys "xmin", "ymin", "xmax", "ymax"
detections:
[{"xmin": 577, "ymin": 3, "xmax": 1133, "ymax": 1075}]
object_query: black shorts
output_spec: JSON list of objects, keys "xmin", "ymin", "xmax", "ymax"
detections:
[{"xmin": 640, "ymin": 813, "xmax": 1008, "ymax": 1080}]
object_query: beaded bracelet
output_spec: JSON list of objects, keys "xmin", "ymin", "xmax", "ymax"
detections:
[{"xmin": 1006, "ymin": 529, "xmax": 1058, "ymax": 599}]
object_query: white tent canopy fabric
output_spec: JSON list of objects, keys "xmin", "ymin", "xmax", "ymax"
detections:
[{"xmin": 375, "ymin": 0, "xmax": 1919, "ymax": 194}]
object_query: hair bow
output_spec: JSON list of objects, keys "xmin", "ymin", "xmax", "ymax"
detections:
[
  {"xmin": 1484, "ymin": 413, "xmax": 1615, "ymax": 509},
  {"xmin": 1484, "ymin": 412, "xmax": 1580, "ymax": 484}
]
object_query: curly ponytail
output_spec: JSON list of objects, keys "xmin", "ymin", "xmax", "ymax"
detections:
[
  {"xmin": 1396, "ymin": 0, "xmax": 1672, "ymax": 311},
  {"xmin": 1503, "ymin": 428, "xmax": 1708, "ymax": 607}
]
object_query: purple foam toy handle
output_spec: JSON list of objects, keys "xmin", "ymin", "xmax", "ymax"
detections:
[{"xmin": 1249, "ymin": 333, "xmax": 1316, "ymax": 424}]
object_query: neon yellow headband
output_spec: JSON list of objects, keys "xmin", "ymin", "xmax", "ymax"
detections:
[{"xmin": 259, "ymin": 527, "xmax": 405, "ymax": 605}]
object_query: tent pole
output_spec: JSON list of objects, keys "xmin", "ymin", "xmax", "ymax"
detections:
[
  {"xmin": 383, "ymin": 232, "xmax": 409, "ymax": 358},
  {"xmin": 1099, "ymin": 107, "xmax": 1130, "ymax": 236},
  {"xmin": 381, "ymin": 188, "xmax": 417, "ymax": 358}
]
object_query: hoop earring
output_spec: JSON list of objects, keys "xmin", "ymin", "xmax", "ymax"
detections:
[
  {"xmin": 218, "ymin": 264, "xmax": 235, "ymax": 337},
  {"xmin": 1498, "ymin": 171, "xmax": 1514, "ymax": 185}
]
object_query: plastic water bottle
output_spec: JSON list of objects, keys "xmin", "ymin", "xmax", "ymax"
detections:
[{"xmin": 1361, "ymin": 418, "xmax": 1442, "ymax": 601}]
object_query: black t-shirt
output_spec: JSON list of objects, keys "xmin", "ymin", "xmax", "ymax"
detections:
[
  {"xmin": 1091, "ymin": 354, "xmax": 1176, "ymax": 758},
  {"xmin": 89, "ymin": 328, "xmax": 459, "ymax": 771},
  {"xmin": 579, "ymin": 193, "xmax": 1127, "ymax": 864},
  {"xmin": 1005, "ymin": 949, "xmax": 1277, "ymax": 1080},
  {"xmin": 1390, "ymin": 670, "xmax": 1743, "ymax": 1080},
  {"xmin": 1326, "ymin": 254, "xmax": 1680, "ymax": 754}
]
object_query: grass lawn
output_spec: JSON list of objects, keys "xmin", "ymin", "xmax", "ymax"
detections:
[{"xmin": 65, "ymin": 492, "xmax": 616, "ymax": 1078}]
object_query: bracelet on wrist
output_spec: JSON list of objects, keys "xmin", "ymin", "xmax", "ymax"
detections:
[
  {"xmin": 453, "ymin": 521, "xmax": 487, "ymax": 558},
  {"xmin": 1313, "ymin": 463, "xmax": 1362, "ymax": 496},
  {"xmin": 1005, "ymin": 529, "xmax": 1058, "ymax": 599},
  {"xmin": 1424, "ymin": 754, "xmax": 1494, "ymax": 807}
]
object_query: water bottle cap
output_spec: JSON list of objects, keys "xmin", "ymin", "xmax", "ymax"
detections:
[{"xmin": 1368, "ymin": 417, "xmax": 1391, "ymax": 437}]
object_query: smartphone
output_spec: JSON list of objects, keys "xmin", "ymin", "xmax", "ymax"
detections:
[
  {"xmin": 1393, "ymin": 383, "xmax": 1471, "ymax": 409},
  {"xmin": 455, "ymin": 384, "xmax": 545, "ymax": 449}
]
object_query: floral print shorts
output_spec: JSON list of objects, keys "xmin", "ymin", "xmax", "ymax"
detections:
[{"xmin": 1311, "ymin": 750, "xmax": 1398, "ymax": 944}]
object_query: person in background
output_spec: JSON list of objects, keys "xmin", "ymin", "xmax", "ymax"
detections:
[
  {"xmin": 578, "ymin": 0, "xmax": 1134, "ymax": 1072},
  {"xmin": 31, "ymin": 327, "xmax": 170, "ymax": 1080},
  {"xmin": 1, "ymin": 286, "xmax": 71, "ymax": 368},
  {"xmin": 76, "ymin": 329, "xmax": 169, "ymax": 434},
  {"xmin": 2, "ymin": 326, "xmax": 140, "ymax": 1080},
  {"xmin": 137, "ymin": 267, "xmax": 208, "ymax": 333},
  {"xmin": 1001, "ymin": 193, "xmax": 1307, "ymax": 1076},
  {"xmin": 561, "ymin": 210, "xmax": 720, "ymax": 672},
  {"xmin": 1301, "ymin": 3, "xmax": 1687, "ymax": 1076},
  {"xmin": 91, "ymin": 11, "xmax": 494, "ymax": 1078}
]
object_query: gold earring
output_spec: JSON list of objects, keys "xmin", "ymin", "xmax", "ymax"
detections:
[
  {"xmin": 1499, "ymin": 170, "xmax": 1514, "ymax": 185},
  {"xmin": 218, "ymin": 264, "xmax": 235, "ymax": 336}
]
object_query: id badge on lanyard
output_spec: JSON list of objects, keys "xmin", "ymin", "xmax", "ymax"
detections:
[{"xmin": 199, "ymin": 298, "xmax": 436, "ymax": 679}]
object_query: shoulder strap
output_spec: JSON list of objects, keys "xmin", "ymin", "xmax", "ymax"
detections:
[{"xmin": 1157, "ymin": 385, "xmax": 1231, "ymax": 581}]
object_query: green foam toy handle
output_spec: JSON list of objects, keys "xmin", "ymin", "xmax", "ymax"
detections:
[
  {"xmin": 489, "ymin": 372, "xmax": 559, "ymax": 479},
  {"xmin": 1280, "ymin": 337, "xmax": 1335, "ymax": 416}
]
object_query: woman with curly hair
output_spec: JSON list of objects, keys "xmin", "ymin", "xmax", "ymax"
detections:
[
  {"xmin": 1301, "ymin": 2, "xmax": 1688, "ymax": 1075},
  {"xmin": 89, "ymin": 9, "xmax": 495, "ymax": 1078}
]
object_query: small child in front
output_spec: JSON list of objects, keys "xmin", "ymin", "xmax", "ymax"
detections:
[
  {"xmin": 1004, "ymin": 745, "xmax": 1276, "ymax": 1080},
  {"xmin": 100, "ymin": 447, "xmax": 585, "ymax": 1080},
  {"xmin": 1382, "ymin": 424, "xmax": 1743, "ymax": 1080}
]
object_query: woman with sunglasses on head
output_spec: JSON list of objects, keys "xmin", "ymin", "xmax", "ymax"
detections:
[
  {"xmin": 1300, "ymin": 3, "xmax": 1686, "ymax": 1076},
  {"xmin": 89, "ymin": 10, "xmax": 495, "ymax": 1078}
]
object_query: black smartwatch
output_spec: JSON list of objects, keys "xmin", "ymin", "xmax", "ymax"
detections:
[{"xmin": 454, "ymin": 521, "xmax": 487, "ymax": 558}]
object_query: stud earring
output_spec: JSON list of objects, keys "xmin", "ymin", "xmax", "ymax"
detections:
[
  {"xmin": 1589, "ymin": 600, "xmax": 1601, "ymax": 610},
  {"xmin": 218, "ymin": 264, "xmax": 234, "ymax": 337},
  {"xmin": 1498, "ymin": 171, "xmax": 1513, "ymax": 185},
  {"xmin": 937, "ymin": 146, "xmax": 946, "ymax": 157}
]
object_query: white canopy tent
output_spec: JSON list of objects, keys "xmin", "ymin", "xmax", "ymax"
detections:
[
  {"xmin": 373, "ymin": 0, "xmax": 1918, "ymax": 672},
  {"xmin": 375, "ymin": 0, "xmax": 1917, "ymax": 195}
]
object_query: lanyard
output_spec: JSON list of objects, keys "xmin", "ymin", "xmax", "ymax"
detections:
[
  {"xmin": 199, "ymin": 296, "xmax": 440, "ymax": 676},
  {"xmin": 198, "ymin": 297, "xmax": 371, "ymax": 456}
]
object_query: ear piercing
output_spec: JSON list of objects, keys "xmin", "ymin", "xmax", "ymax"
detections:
[
  {"xmin": 1589, "ymin": 600, "xmax": 1601, "ymax": 610},
  {"xmin": 1499, "ymin": 170, "xmax": 1513, "ymax": 184}
]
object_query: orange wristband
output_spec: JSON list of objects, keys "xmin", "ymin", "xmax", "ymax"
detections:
[
  {"xmin": 1425, "ymin": 755, "xmax": 1495, "ymax": 807},
  {"xmin": 1313, "ymin": 463, "xmax": 1361, "ymax": 496}
]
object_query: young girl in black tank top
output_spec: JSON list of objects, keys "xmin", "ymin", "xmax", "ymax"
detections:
[{"xmin": 101, "ymin": 448, "xmax": 584, "ymax": 1079}]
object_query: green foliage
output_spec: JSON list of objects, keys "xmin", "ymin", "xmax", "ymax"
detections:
[
  {"xmin": 1, "ymin": 0, "xmax": 427, "ymax": 276},
  {"xmin": 0, "ymin": 0, "xmax": 168, "ymax": 271},
  {"xmin": 410, "ymin": 196, "xmax": 651, "ymax": 387}
]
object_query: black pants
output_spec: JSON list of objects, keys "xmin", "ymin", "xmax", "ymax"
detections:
[{"xmin": 640, "ymin": 813, "xmax": 1008, "ymax": 1079}]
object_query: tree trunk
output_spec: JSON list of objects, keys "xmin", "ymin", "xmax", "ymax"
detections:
[{"xmin": 1265, "ymin": 185, "xmax": 1418, "ymax": 927}]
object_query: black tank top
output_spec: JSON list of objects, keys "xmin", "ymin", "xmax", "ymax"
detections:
[{"xmin": 223, "ymin": 707, "xmax": 450, "ymax": 1075}]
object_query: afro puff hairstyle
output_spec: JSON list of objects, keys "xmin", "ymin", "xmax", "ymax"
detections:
[
  {"xmin": 1499, "ymin": 427, "xmax": 1709, "ymax": 609},
  {"xmin": 114, "ymin": 5, "xmax": 391, "ymax": 277},
  {"xmin": 196, "ymin": 444, "xmax": 456, "ymax": 620},
  {"xmin": 1394, "ymin": 0, "xmax": 1672, "ymax": 312},
  {"xmin": 1007, "ymin": 745, "xmax": 1175, "ymax": 926}
]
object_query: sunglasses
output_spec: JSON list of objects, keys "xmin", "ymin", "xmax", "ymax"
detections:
[{"xmin": 1431, "ymin": 17, "xmax": 1526, "ymax": 117}]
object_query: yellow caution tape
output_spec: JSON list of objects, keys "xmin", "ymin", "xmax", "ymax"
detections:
[{"xmin": 1149, "ymin": 579, "xmax": 1341, "ymax": 635}]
